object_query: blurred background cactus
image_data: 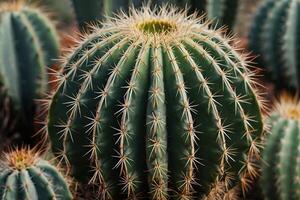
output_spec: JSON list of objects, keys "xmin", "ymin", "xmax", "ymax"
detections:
[
  {"xmin": 248, "ymin": 0, "xmax": 300, "ymax": 90},
  {"xmin": 0, "ymin": 1, "xmax": 59, "ymax": 145},
  {"xmin": 0, "ymin": 147, "xmax": 73, "ymax": 200},
  {"xmin": 47, "ymin": 6, "xmax": 264, "ymax": 199}
]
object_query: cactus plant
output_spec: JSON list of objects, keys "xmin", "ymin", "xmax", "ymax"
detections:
[
  {"xmin": 0, "ymin": 1, "xmax": 59, "ymax": 143},
  {"xmin": 248, "ymin": 0, "xmax": 300, "ymax": 89},
  {"xmin": 72, "ymin": 0, "xmax": 239, "ymax": 32},
  {"xmin": 261, "ymin": 94, "xmax": 300, "ymax": 200},
  {"xmin": 47, "ymin": 6, "xmax": 264, "ymax": 199},
  {"xmin": 0, "ymin": 147, "xmax": 73, "ymax": 200}
]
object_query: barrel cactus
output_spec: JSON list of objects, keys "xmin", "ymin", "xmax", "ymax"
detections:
[
  {"xmin": 0, "ymin": 147, "xmax": 73, "ymax": 200},
  {"xmin": 47, "ymin": 6, "xmax": 264, "ymax": 199},
  {"xmin": 248, "ymin": 0, "xmax": 300, "ymax": 89},
  {"xmin": 0, "ymin": 1, "xmax": 59, "ymax": 142},
  {"xmin": 261, "ymin": 94, "xmax": 300, "ymax": 200}
]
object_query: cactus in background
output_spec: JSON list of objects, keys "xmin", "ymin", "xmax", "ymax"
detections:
[
  {"xmin": 0, "ymin": 147, "xmax": 73, "ymax": 200},
  {"xmin": 248, "ymin": 0, "xmax": 300, "ymax": 89},
  {"xmin": 33, "ymin": 0, "xmax": 74, "ymax": 26},
  {"xmin": 71, "ymin": 0, "xmax": 136, "ymax": 31},
  {"xmin": 206, "ymin": 0, "xmax": 239, "ymax": 30},
  {"xmin": 47, "ymin": 6, "xmax": 264, "ymax": 199},
  {"xmin": 261, "ymin": 94, "xmax": 300, "ymax": 200},
  {"xmin": 0, "ymin": 1, "xmax": 59, "ymax": 143}
]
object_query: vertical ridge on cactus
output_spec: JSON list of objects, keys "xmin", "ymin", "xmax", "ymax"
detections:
[
  {"xmin": 0, "ymin": 147, "xmax": 73, "ymax": 200},
  {"xmin": 261, "ymin": 94, "xmax": 300, "ymax": 200},
  {"xmin": 0, "ymin": 0, "xmax": 59, "ymax": 143},
  {"xmin": 47, "ymin": 6, "xmax": 264, "ymax": 199}
]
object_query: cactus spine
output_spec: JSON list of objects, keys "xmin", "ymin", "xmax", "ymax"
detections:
[
  {"xmin": 0, "ymin": 1, "xmax": 59, "ymax": 142},
  {"xmin": 0, "ymin": 147, "xmax": 72, "ymax": 200},
  {"xmin": 248, "ymin": 0, "xmax": 300, "ymax": 89},
  {"xmin": 261, "ymin": 94, "xmax": 300, "ymax": 200},
  {"xmin": 47, "ymin": 6, "xmax": 264, "ymax": 199}
]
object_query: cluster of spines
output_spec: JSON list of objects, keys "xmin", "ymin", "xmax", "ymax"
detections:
[
  {"xmin": 0, "ymin": 148, "xmax": 72, "ymax": 200},
  {"xmin": 45, "ymin": 7, "xmax": 265, "ymax": 199},
  {"xmin": 248, "ymin": 0, "xmax": 300, "ymax": 89}
]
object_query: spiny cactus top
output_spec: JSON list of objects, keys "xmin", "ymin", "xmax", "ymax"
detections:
[
  {"xmin": 0, "ymin": 147, "xmax": 73, "ymax": 200},
  {"xmin": 261, "ymin": 94, "xmax": 300, "ymax": 200},
  {"xmin": 248, "ymin": 0, "xmax": 300, "ymax": 89},
  {"xmin": 47, "ymin": 6, "xmax": 264, "ymax": 199}
]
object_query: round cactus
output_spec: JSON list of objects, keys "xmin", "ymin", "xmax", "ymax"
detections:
[
  {"xmin": 0, "ymin": 147, "xmax": 73, "ymax": 200},
  {"xmin": 248, "ymin": 0, "xmax": 300, "ymax": 89},
  {"xmin": 47, "ymin": 6, "xmax": 264, "ymax": 199},
  {"xmin": 261, "ymin": 94, "xmax": 300, "ymax": 200},
  {"xmin": 0, "ymin": 1, "xmax": 59, "ymax": 142}
]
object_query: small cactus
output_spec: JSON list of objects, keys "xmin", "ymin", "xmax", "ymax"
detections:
[
  {"xmin": 0, "ymin": 1, "xmax": 59, "ymax": 143},
  {"xmin": 248, "ymin": 0, "xmax": 300, "ymax": 89},
  {"xmin": 0, "ymin": 147, "xmax": 73, "ymax": 200},
  {"xmin": 261, "ymin": 94, "xmax": 300, "ymax": 200},
  {"xmin": 47, "ymin": 6, "xmax": 264, "ymax": 199}
]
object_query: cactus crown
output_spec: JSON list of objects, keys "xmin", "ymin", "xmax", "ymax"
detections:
[
  {"xmin": 137, "ymin": 19, "xmax": 177, "ymax": 34},
  {"xmin": 5, "ymin": 148, "xmax": 38, "ymax": 170},
  {"xmin": 94, "ymin": 6, "xmax": 208, "ymax": 44},
  {"xmin": 274, "ymin": 94, "xmax": 300, "ymax": 120}
]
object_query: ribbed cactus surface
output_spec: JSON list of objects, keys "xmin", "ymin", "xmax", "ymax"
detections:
[
  {"xmin": 0, "ymin": 148, "xmax": 72, "ymax": 200},
  {"xmin": 261, "ymin": 94, "xmax": 300, "ymax": 200},
  {"xmin": 0, "ymin": 1, "xmax": 59, "ymax": 142},
  {"xmin": 48, "ymin": 6, "xmax": 264, "ymax": 199},
  {"xmin": 248, "ymin": 0, "xmax": 300, "ymax": 89}
]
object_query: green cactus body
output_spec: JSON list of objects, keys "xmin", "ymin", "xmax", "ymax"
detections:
[
  {"xmin": 261, "ymin": 95, "xmax": 300, "ymax": 200},
  {"xmin": 0, "ymin": 148, "xmax": 72, "ymax": 200},
  {"xmin": 0, "ymin": 2, "xmax": 59, "ymax": 142},
  {"xmin": 47, "ymin": 6, "xmax": 264, "ymax": 199},
  {"xmin": 248, "ymin": 0, "xmax": 300, "ymax": 89}
]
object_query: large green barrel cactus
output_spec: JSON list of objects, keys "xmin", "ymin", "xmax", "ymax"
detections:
[
  {"xmin": 261, "ymin": 94, "xmax": 300, "ymax": 200},
  {"xmin": 72, "ymin": 0, "xmax": 239, "ymax": 32},
  {"xmin": 0, "ymin": 147, "xmax": 73, "ymax": 200},
  {"xmin": 0, "ymin": 1, "xmax": 59, "ymax": 142},
  {"xmin": 248, "ymin": 0, "xmax": 300, "ymax": 89},
  {"xmin": 47, "ymin": 6, "xmax": 264, "ymax": 199}
]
